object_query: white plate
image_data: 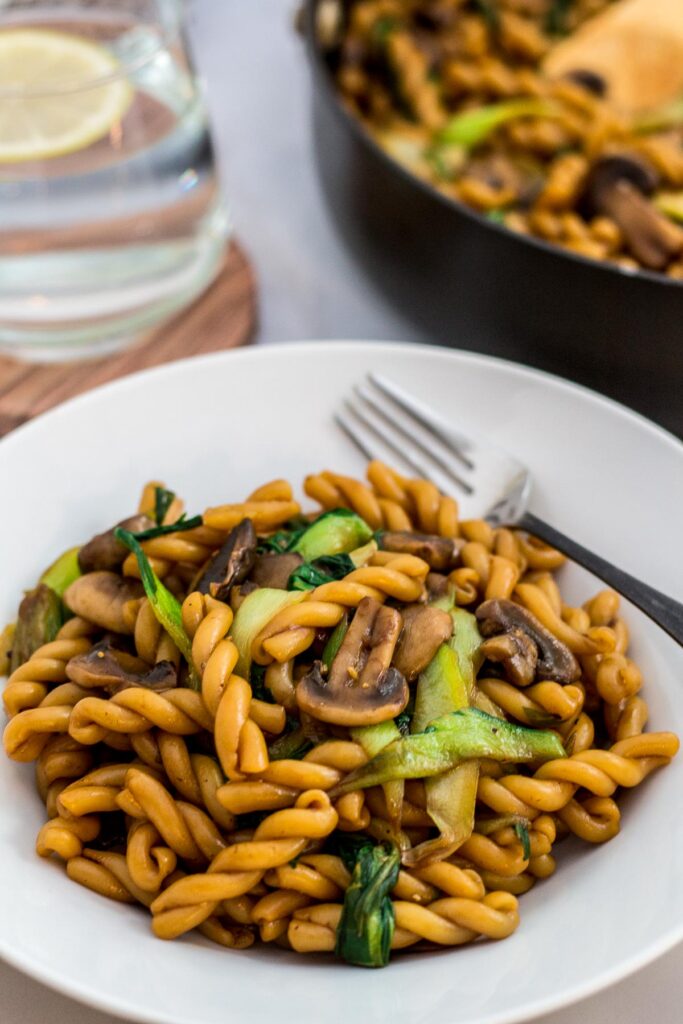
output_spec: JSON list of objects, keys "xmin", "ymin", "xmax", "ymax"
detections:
[{"xmin": 1, "ymin": 341, "xmax": 681, "ymax": 1024}]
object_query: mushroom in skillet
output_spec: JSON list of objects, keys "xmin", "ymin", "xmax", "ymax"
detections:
[{"xmin": 582, "ymin": 154, "xmax": 683, "ymax": 270}]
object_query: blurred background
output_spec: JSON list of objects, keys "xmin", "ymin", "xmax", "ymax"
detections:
[{"xmin": 187, "ymin": 1, "xmax": 418, "ymax": 344}]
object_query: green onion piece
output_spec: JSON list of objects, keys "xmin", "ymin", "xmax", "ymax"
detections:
[
  {"xmin": 268, "ymin": 726, "xmax": 313, "ymax": 761},
  {"xmin": 131, "ymin": 515, "xmax": 203, "ymax": 542},
  {"xmin": 514, "ymin": 820, "xmax": 532, "ymax": 860},
  {"xmin": 335, "ymin": 843, "xmax": 400, "ymax": 968},
  {"xmin": 153, "ymin": 486, "xmax": 176, "ymax": 526},
  {"xmin": 439, "ymin": 99, "xmax": 556, "ymax": 149},
  {"xmin": 114, "ymin": 527, "xmax": 198, "ymax": 689},
  {"xmin": 40, "ymin": 546, "xmax": 81, "ymax": 597}
]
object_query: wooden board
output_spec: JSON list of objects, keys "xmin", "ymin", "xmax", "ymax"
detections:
[{"xmin": 0, "ymin": 241, "xmax": 256, "ymax": 438}]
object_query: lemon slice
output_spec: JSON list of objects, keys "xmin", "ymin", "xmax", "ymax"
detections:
[{"xmin": 0, "ymin": 28, "xmax": 133, "ymax": 162}]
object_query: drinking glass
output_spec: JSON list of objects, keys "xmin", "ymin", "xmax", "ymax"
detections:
[{"xmin": 0, "ymin": 0, "xmax": 229, "ymax": 360}]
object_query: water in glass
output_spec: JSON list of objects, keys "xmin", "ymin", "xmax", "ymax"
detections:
[{"xmin": 0, "ymin": 1, "xmax": 229, "ymax": 359}]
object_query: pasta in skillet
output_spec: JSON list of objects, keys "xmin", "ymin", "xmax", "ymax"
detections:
[{"xmin": 2, "ymin": 463, "xmax": 678, "ymax": 966}]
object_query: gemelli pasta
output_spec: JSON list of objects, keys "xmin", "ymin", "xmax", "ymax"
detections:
[{"xmin": 2, "ymin": 463, "xmax": 678, "ymax": 966}]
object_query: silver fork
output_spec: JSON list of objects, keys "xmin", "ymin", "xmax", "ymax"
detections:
[{"xmin": 336, "ymin": 373, "xmax": 683, "ymax": 646}]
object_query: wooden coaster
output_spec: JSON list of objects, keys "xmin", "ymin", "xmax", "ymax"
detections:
[{"xmin": 0, "ymin": 240, "xmax": 256, "ymax": 438}]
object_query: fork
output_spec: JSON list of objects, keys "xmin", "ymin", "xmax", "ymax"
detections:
[{"xmin": 336, "ymin": 373, "xmax": 683, "ymax": 647}]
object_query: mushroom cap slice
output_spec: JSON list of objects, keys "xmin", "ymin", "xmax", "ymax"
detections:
[
  {"xmin": 64, "ymin": 572, "xmax": 144, "ymax": 634},
  {"xmin": 67, "ymin": 641, "xmax": 177, "ymax": 694},
  {"xmin": 379, "ymin": 530, "xmax": 463, "ymax": 570},
  {"xmin": 250, "ymin": 552, "xmax": 304, "ymax": 590},
  {"xmin": 582, "ymin": 154, "xmax": 683, "ymax": 269},
  {"xmin": 476, "ymin": 599, "xmax": 580, "ymax": 684},
  {"xmin": 193, "ymin": 519, "xmax": 257, "ymax": 601},
  {"xmin": 78, "ymin": 515, "xmax": 154, "ymax": 574},
  {"xmin": 392, "ymin": 604, "xmax": 453, "ymax": 681},
  {"xmin": 297, "ymin": 597, "xmax": 409, "ymax": 726}
]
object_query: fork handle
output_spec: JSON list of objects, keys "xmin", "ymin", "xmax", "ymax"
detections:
[{"xmin": 518, "ymin": 512, "xmax": 683, "ymax": 646}]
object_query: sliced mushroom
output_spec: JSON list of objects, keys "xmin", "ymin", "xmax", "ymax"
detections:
[
  {"xmin": 64, "ymin": 572, "xmax": 144, "ymax": 634},
  {"xmin": 296, "ymin": 596, "xmax": 408, "ymax": 726},
  {"xmin": 392, "ymin": 604, "xmax": 453, "ymax": 681},
  {"xmin": 193, "ymin": 519, "xmax": 257, "ymax": 601},
  {"xmin": 67, "ymin": 641, "xmax": 177, "ymax": 694},
  {"xmin": 582, "ymin": 154, "xmax": 683, "ymax": 269},
  {"xmin": 426, "ymin": 572, "xmax": 451, "ymax": 600},
  {"xmin": 476, "ymin": 599, "xmax": 580, "ymax": 685},
  {"xmin": 78, "ymin": 515, "xmax": 154, "ymax": 574},
  {"xmin": 249, "ymin": 552, "xmax": 304, "ymax": 590},
  {"xmin": 479, "ymin": 630, "xmax": 538, "ymax": 687},
  {"xmin": 378, "ymin": 530, "xmax": 463, "ymax": 570}
]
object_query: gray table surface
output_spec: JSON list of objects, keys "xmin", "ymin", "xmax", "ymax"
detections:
[{"xmin": 2, "ymin": 2, "xmax": 681, "ymax": 1022}]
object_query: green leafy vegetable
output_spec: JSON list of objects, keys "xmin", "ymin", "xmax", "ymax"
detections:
[
  {"xmin": 10, "ymin": 584, "xmax": 63, "ymax": 673},
  {"xmin": 249, "ymin": 663, "xmax": 272, "ymax": 703},
  {"xmin": 335, "ymin": 843, "xmax": 400, "ymax": 968},
  {"xmin": 131, "ymin": 515, "xmax": 203, "ymax": 542},
  {"xmin": 326, "ymin": 833, "xmax": 375, "ymax": 873},
  {"xmin": 114, "ymin": 527, "xmax": 198, "ymax": 689},
  {"xmin": 258, "ymin": 524, "xmax": 308, "ymax": 554},
  {"xmin": 291, "ymin": 509, "xmax": 373, "ymax": 562},
  {"xmin": 40, "ymin": 546, "xmax": 82, "ymax": 597},
  {"xmin": 154, "ymin": 486, "xmax": 176, "ymax": 526},
  {"xmin": 322, "ymin": 613, "xmax": 348, "ymax": 668},
  {"xmin": 229, "ymin": 587, "xmax": 306, "ymax": 678},
  {"xmin": 439, "ymin": 99, "xmax": 557, "ymax": 148},
  {"xmin": 352, "ymin": 719, "xmax": 404, "ymax": 823},
  {"xmin": 348, "ymin": 539, "xmax": 378, "ymax": 568},
  {"xmin": 287, "ymin": 554, "xmax": 355, "ymax": 592},
  {"xmin": 333, "ymin": 708, "xmax": 566, "ymax": 794},
  {"xmin": 409, "ymin": 631, "xmax": 479, "ymax": 864},
  {"xmin": 395, "ymin": 709, "xmax": 412, "ymax": 736}
]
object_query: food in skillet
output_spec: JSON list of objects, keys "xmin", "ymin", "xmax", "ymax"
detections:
[
  {"xmin": 332, "ymin": 0, "xmax": 683, "ymax": 276},
  {"xmin": 1, "ymin": 463, "xmax": 678, "ymax": 965}
]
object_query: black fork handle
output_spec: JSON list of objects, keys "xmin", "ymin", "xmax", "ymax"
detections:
[{"xmin": 518, "ymin": 512, "xmax": 683, "ymax": 647}]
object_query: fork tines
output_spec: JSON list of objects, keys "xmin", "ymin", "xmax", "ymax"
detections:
[{"xmin": 336, "ymin": 373, "xmax": 475, "ymax": 496}]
